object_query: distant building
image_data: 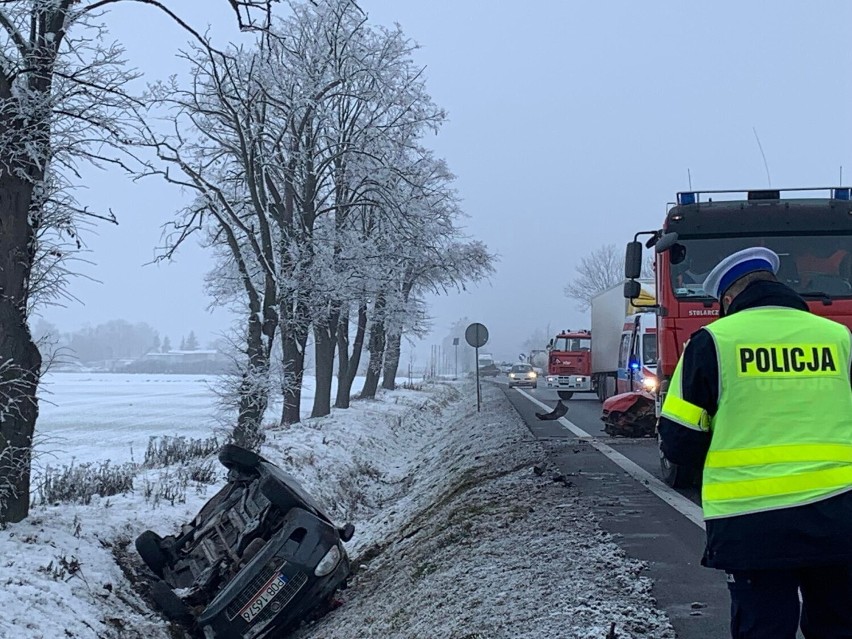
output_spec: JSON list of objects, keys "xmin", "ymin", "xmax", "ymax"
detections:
[{"xmin": 119, "ymin": 349, "xmax": 231, "ymax": 374}]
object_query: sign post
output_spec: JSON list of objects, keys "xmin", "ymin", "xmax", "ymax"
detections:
[
  {"xmin": 452, "ymin": 337, "xmax": 459, "ymax": 380},
  {"xmin": 465, "ymin": 322, "xmax": 489, "ymax": 412}
]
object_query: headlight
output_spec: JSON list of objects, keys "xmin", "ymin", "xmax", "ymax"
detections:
[
  {"xmin": 643, "ymin": 377, "xmax": 658, "ymax": 392},
  {"xmin": 315, "ymin": 545, "xmax": 342, "ymax": 577},
  {"xmin": 509, "ymin": 373, "xmax": 516, "ymax": 378},
  {"xmin": 529, "ymin": 372, "xmax": 537, "ymax": 378}
]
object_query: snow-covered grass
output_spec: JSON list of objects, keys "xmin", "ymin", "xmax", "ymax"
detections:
[
  {"xmin": 34, "ymin": 372, "xmax": 407, "ymax": 468},
  {"xmin": 2, "ymin": 376, "xmax": 674, "ymax": 639}
]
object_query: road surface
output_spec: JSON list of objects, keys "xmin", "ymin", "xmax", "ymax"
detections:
[{"xmin": 492, "ymin": 377, "xmax": 730, "ymax": 639}]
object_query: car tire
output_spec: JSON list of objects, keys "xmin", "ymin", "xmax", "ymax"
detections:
[
  {"xmin": 218, "ymin": 443, "xmax": 262, "ymax": 472},
  {"xmin": 532, "ymin": 383, "xmax": 538, "ymax": 389},
  {"xmin": 259, "ymin": 476, "xmax": 302, "ymax": 512},
  {"xmin": 149, "ymin": 579, "xmax": 193, "ymax": 623},
  {"xmin": 557, "ymin": 391, "xmax": 574, "ymax": 401},
  {"xmin": 339, "ymin": 523, "xmax": 355, "ymax": 542},
  {"xmin": 135, "ymin": 530, "xmax": 167, "ymax": 577}
]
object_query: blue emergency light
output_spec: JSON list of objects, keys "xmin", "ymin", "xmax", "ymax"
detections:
[
  {"xmin": 677, "ymin": 192, "xmax": 696, "ymax": 205},
  {"xmin": 832, "ymin": 188, "xmax": 851, "ymax": 200}
]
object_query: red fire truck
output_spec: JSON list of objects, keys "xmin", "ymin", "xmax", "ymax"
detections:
[
  {"xmin": 544, "ymin": 329, "xmax": 593, "ymax": 400},
  {"xmin": 623, "ymin": 187, "xmax": 852, "ymax": 486}
]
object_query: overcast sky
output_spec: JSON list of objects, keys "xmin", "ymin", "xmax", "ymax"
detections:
[{"xmin": 40, "ymin": 1, "xmax": 852, "ymax": 364}]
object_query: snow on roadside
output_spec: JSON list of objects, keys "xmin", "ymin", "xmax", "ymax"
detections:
[
  {"xmin": 291, "ymin": 382, "xmax": 675, "ymax": 639},
  {"xmin": 0, "ymin": 379, "xmax": 674, "ymax": 639}
]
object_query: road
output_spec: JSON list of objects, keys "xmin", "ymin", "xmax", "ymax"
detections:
[{"xmin": 490, "ymin": 376, "xmax": 730, "ymax": 639}]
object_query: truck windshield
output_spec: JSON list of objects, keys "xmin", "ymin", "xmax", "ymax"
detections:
[
  {"xmin": 643, "ymin": 334, "xmax": 657, "ymax": 366},
  {"xmin": 670, "ymin": 234, "xmax": 852, "ymax": 299},
  {"xmin": 552, "ymin": 338, "xmax": 591, "ymax": 351}
]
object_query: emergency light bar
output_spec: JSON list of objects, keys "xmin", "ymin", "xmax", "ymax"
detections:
[{"xmin": 676, "ymin": 186, "xmax": 852, "ymax": 206}]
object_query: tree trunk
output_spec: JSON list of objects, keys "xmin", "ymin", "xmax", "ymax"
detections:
[
  {"xmin": 280, "ymin": 298, "xmax": 309, "ymax": 426},
  {"xmin": 0, "ymin": 175, "xmax": 41, "ymax": 523},
  {"xmin": 335, "ymin": 302, "xmax": 367, "ymax": 408},
  {"xmin": 232, "ymin": 309, "xmax": 270, "ymax": 450},
  {"xmin": 382, "ymin": 331, "xmax": 402, "ymax": 390},
  {"xmin": 311, "ymin": 319, "xmax": 336, "ymax": 418},
  {"xmin": 360, "ymin": 296, "xmax": 386, "ymax": 399}
]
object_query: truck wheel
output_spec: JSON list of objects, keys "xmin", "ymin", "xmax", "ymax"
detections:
[
  {"xmin": 600, "ymin": 376, "xmax": 616, "ymax": 401},
  {"xmin": 557, "ymin": 391, "xmax": 574, "ymax": 401}
]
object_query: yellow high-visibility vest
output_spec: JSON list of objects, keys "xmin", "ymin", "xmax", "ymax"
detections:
[{"xmin": 661, "ymin": 307, "xmax": 852, "ymax": 519}]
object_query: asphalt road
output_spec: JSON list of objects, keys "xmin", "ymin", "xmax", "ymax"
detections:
[{"xmin": 490, "ymin": 376, "xmax": 731, "ymax": 639}]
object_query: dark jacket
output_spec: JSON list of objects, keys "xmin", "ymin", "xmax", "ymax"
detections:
[{"xmin": 658, "ymin": 279, "xmax": 852, "ymax": 571}]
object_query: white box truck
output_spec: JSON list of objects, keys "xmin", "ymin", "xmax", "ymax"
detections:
[{"xmin": 590, "ymin": 279, "xmax": 654, "ymax": 400}]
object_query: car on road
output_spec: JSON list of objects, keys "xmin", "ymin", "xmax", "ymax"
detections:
[
  {"xmin": 508, "ymin": 363, "xmax": 538, "ymax": 389},
  {"xmin": 135, "ymin": 444, "xmax": 353, "ymax": 639},
  {"xmin": 478, "ymin": 362, "xmax": 501, "ymax": 377}
]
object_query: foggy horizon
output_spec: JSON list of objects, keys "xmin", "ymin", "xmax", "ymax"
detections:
[{"xmin": 36, "ymin": 0, "xmax": 852, "ymax": 366}]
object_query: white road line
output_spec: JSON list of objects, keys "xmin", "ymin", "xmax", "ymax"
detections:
[{"xmin": 515, "ymin": 388, "xmax": 706, "ymax": 530}]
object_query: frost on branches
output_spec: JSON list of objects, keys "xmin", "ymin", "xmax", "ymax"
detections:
[
  {"xmin": 0, "ymin": 0, "xmax": 280, "ymax": 524},
  {"xmin": 141, "ymin": 0, "xmax": 494, "ymax": 438}
]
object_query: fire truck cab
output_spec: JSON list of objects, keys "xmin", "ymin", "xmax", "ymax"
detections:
[
  {"xmin": 545, "ymin": 330, "xmax": 593, "ymax": 400},
  {"xmin": 624, "ymin": 187, "xmax": 852, "ymax": 487}
]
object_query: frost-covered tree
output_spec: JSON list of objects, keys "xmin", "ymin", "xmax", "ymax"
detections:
[
  {"xmin": 139, "ymin": 0, "xmax": 493, "ymax": 432},
  {"xmin": 563, "ymin": 243, "xmax": 654, "ymax": 311},
  {"xmin": 184, "ymin": 331, "xmax": 199, "ymax": 351},
  {"xmin": 0, "ymin": 0, "xmax": 277, "ymax": 524}
]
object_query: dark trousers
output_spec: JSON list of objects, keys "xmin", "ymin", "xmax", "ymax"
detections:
[{"xmin": 727, "ymin": 565, "xmax": 852, "ymax": 639}]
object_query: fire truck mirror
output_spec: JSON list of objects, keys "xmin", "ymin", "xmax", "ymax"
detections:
[
  {"xmin": 625, "ymin": 241, "xmax": 643, "ymax": 278},
  {"xmin": 654, "ymin": 231, "xmax": 680, "ymax": 253},
  {"xmin": 624, "ymin": 280, "xmax": 641, "ymax": 299}
]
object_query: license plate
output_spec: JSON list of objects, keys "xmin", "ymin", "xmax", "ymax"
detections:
[{"xmin": 239, "ymin": 572, "xmax": 289, "ymax": 623}]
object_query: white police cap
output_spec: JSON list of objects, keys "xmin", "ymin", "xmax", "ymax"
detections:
[{"xmin": 702, "ymin": 247, "xmax": 780, "ymax": 300}]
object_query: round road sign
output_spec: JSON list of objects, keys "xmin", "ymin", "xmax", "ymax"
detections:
[{"xmin": 465, "ymin": 322, "xmax": 489, "ymax": 348}]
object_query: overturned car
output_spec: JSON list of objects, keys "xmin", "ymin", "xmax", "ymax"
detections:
[{"xmin": 135, "ymin": 444, "xmax": 354, "ymax": 639}]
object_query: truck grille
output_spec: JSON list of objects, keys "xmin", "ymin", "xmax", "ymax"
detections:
[{"xmin": 226, "ymin": 559, "xmax": 308, "ymax": 622}]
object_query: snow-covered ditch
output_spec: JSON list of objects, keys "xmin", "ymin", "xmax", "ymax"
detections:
[{"xmin": 0, "ymin": 379, "xmax": 674, "ymax": 639}]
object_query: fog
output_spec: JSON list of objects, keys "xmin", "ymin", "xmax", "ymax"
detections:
[{"xmin": 39, "ymin": 0, "xmax": 852, "ymax": 367}]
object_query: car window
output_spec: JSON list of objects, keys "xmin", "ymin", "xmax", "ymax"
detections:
[{"xmin": 511, "ymin": 365, "xmax": 531, "ymax": 372}]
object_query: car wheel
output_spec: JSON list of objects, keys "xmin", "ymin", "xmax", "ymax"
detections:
[
  {"xmin": 149, "ymin": 579, "xmax": 193, "ymax": 623},
  {"xmin": 532, "ymin": 383, "xmax": 538, "ymax": 389},
  {"xmin": 259, "ymin": 477, "xmax": 301, "ymax": 512},
  {"xmin": 218, "ymin": 443, "xmax": 262, "ymax": 472},
  {"xmin": 339, "ymin": 523, "xmax": 355, "ymax": 542},
  {"xmin": 135, "ymin": 530, "xmax": 167, "ymax": 577}
]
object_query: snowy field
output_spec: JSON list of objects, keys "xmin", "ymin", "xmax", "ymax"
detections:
[
  {"xmin": 3, "ymin": 376, "xmax": 673, "ymax": 639},
  {"xmin": 35, "ymin": 372, "xmax": 388, "ymax": 467}
]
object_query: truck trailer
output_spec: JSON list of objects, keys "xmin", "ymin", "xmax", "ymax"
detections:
[
  {"xmin": 623, "ymin": 186, "xmax": 852, "ymax": 486},
  {"xmin": 589, "ymin": 280, "xmax": 655, "ymax": 401}
]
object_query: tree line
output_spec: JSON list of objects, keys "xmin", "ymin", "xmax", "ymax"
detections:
[{"xmin": 0, "ymin": 0, "xmax": 492, "ymax": 524}]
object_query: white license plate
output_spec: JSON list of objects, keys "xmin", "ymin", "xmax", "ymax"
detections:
[{"xmin": 239, "ymin": 572, "xmax": 289, "ymax": 623}]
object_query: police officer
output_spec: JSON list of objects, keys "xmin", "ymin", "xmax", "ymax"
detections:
[{"xmin": 658, "ymin": 247, "xmax": 852, "ymax": 639}]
